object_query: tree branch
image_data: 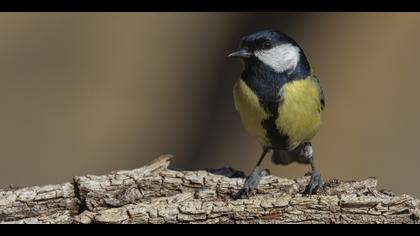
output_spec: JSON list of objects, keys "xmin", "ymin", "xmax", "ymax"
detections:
[{"xmin": 1, "ymin": 155, "xmax": 419, "ymax": 224}]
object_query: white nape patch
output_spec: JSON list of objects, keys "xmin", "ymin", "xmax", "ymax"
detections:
[{"xmin": 254, "ymin": 44, "xmax": 300, "ymax": 73}]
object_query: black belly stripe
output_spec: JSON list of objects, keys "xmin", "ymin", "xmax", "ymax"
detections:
[{"xmin": 260, "ymin": 100, "xmax": 289, "ymax": 149}]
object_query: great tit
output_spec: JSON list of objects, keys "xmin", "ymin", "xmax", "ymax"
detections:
[{"xmin": 229, "ymin": 30, "xmax": 325, "ymax": 199}]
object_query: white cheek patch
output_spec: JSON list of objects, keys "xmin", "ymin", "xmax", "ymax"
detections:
[{"xmin": 254, "ymin": 44, "xmax": 300, "ymax": 73}]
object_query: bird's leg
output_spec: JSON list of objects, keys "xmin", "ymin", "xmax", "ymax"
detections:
[
  {"xmin": 233, "ymin": 147, "xmax": 270, "ymax": 199},
  {"xmin": 302, "ymin": 142, "xmax": 324, "ymax": 195}
]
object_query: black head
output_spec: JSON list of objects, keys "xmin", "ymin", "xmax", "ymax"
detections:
[{"xmin": 240, "ymin": 30, "xmax": 299, "ymax": 52}]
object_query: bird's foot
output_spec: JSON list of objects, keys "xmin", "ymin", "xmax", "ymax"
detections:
[
  {"xmin": 233, "ymin": 167, "xmax": 270, "ymax": 200},
  {"xmin": 303, "ymin": 170, "xmax": 324, "ymax": 195}
]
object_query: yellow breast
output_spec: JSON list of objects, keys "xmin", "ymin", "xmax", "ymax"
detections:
[
  {"xmin": 276, "ymin": 77, "xmax": 322, "ymax": 150},
  {"xmin": 233, "ymin": 79, "xmax": 270, "ymax": 145}
]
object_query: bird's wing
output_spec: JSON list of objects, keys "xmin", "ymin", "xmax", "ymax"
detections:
[{"xmin": 312, "ymin": 75, "xmax": 325, "ymax": 111}]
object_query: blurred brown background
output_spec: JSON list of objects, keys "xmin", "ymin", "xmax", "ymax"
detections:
[{"xmin": 0, "ymin": 13, "xmax": 419, "ymax": 197}]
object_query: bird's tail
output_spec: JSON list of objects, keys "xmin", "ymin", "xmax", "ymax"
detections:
[{"xmin": 271, "ymin": 144, "xmax": 310, "ymax": 165}]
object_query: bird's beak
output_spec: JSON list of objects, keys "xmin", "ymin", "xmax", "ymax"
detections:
[{"xmin": 228, "ymin": 48, "xmax": 253, "ymax": 58}]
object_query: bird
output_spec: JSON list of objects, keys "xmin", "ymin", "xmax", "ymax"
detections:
[{"xmin": 228, "ymin": 30, "xmax": 325, "ymax": 199}]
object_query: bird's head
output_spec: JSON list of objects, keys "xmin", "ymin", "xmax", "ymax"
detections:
[{"xmin": 229, "ymin": 30, "xmax": 304, "ymax": 74}]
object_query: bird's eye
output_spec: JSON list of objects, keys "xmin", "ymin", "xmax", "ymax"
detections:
[{"xmin": 263, "ymin": 41, "xmax": 272, "ymax": 49}]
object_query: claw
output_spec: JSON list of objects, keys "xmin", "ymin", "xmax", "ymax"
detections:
[
  {"xmin": 303, "ymin": 170, "xmax": 324, "ymax": 195},
  {"xmin": 233, "ymin": 167, "xmax": 270, "ymax": 199},
  {"xmin": 233, "ymin": 187, "xmax": 249, "ymax": 200}
]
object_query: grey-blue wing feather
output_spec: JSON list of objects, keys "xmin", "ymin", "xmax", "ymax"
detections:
[{"xmin": 312, "ymin": 75, "xmax": 325, "ymax": 111}]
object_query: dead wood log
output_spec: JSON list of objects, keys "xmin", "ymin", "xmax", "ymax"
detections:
[{"xmin": 1, "ymin": 155, "xmax": 419, "ymax": 224}]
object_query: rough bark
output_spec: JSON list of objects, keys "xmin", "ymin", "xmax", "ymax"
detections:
[{"xmin": 1, "ymin": 155, "xmax": 419, "ymax": 224}]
